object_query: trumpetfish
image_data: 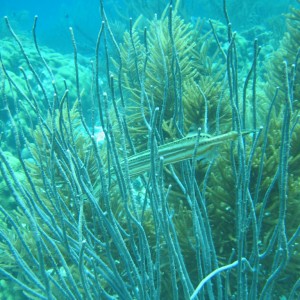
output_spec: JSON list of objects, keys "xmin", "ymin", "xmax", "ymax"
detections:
[{"xmin": 114, "ymin": 130, "xmax": 248, "ymax": 177}]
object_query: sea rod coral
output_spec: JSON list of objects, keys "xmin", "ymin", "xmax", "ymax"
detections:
[{"xmin": 0, "ymin": 0, "xmax": 299, "ymax": 299}]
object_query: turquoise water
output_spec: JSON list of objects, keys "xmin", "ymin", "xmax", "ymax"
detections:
[{"xmin": 0, "ymin": 0, "xmax": 297, "ymax": 52}]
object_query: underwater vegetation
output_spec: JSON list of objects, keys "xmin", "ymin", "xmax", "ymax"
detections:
[{"xmin": 0, "ymin": 0, "xmax": 299, "ymax": 299}]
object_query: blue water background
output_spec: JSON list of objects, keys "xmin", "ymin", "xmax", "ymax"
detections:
[{"xmin": 1, "ymin": 0, "xmax": 298, "ymax": 54}]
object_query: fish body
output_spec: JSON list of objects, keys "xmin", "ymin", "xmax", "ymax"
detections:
[{"xmin": 120, "ymin": 130, "xmax": 244, "ymax": 177}]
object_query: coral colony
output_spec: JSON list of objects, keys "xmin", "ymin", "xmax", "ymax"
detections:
[{"xmin": 0, "ymin": 0, "xmax": 299, "ymax": 299}]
